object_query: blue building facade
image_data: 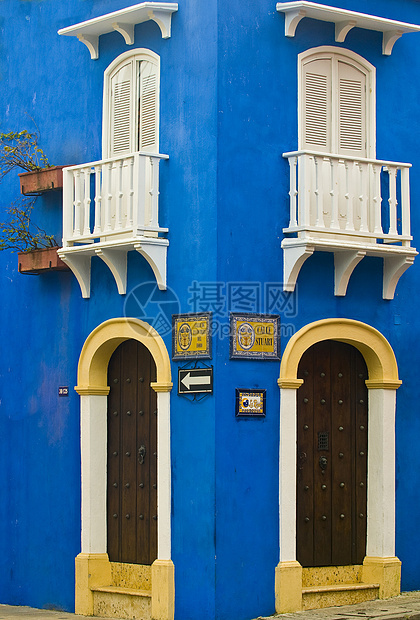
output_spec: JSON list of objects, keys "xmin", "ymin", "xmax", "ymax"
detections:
[{"xmin": 1, "ymin": 1, "xmax": 420, "ymax": 619}]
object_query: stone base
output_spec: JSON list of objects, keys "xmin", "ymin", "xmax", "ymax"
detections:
[
  {"xmin": 75, "ymin": 554, "xmax": 174, "ymax": 620},
  {"xmin": 275, "ymin": 561, "xmax": 303, "ymax": 613},
  {"xmin": 75, "ymin": 553, "xmax": 112, "ymax": 616},
  {"xmin": 151, "ymin": 560, "xmax": 175, "ymax": 620},
  {"xmin": 362, "ymin": 556, "xmax": 401, "ymax": 599}
]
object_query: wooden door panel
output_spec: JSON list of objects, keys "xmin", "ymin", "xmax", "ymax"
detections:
[
  {"xmin": 107, "ymin": 345, "xmax": 122, "ymax": 563},
  {"xmin": 297, "ymin": 346, "xmax": 315, "ymax": 567},
  {"xmin": 107, "ymin": 340, "xmax": 157, "ymax": 565},
  {"xmin": 331, "ymin": 344, "xmax": 352, "ymax": 566},
  {"xmin": 312, "ymin": 341, "xmax": 332, "ymax": 567},
  {"xmin": 297, "ymin": 341, "xmax": 368, "ymax": 567},
  {"xmin": 120, "ymin": 340, "xmax": 138, "ymax": 564}
]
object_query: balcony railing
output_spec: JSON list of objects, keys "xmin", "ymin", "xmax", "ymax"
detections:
[
  {"xmin": 59, "ymin": 151, "xmax": 169, "ymax": 298},
  {"xmin": 62, "ymin": 151, "xmax": 168, "ymax": 246},
  {"xmin": 283, "ymin": 150, "xmax": 413, "ymax": 244},
  {"xmin": 282, "ymin": 150, "xmax": 417, "ymax": 298}
]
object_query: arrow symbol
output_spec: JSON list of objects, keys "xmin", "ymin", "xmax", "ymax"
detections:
[{"xmin": 181, "ymin": 372, "xmax": 211, "ymax": 390}]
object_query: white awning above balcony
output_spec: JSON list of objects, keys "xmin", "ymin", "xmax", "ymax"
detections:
[
  {"xmin": 276, "ymin": 1, "xmax": 420, "ymax": 55},
  {"xmin": 58, "ymin": 2, "xmax": 178, "ymax": 59}
]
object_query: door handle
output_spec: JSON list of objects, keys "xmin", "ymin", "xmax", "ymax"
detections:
[{"xmin": 138, "ymin": 445, "xmax": 146, "ymax": 465}]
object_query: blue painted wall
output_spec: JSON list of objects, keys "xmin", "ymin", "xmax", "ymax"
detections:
[{"xmin": 1, "ymin": 0, "xmax": 420, "ymax": 618}]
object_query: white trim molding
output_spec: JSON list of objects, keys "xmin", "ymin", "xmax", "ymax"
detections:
[
  {"xmin": 75, "ymin": 318, "xmax": 173, "ymax": 559},
  {"xmin": 58, "ymin": 2, "xmax": 178, "ymax": 59},
  {"xmin": 275, "ymin": 318, "xmax": 402, "ymax": 612},
  {"xmin": 276, "ymin": 1, "xmax": 420, "ymax": 55},
  {"xmin": 80, "ymin": 394, "xmax": 108, "ymax": 554},
  {"xmin": 277, "ymin": 319, "xmax": 401, "ymax": 563}
]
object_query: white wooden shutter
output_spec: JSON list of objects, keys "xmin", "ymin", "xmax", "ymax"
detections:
[
  {"xmin": 302, "ymin": 57, "xmax": 332, "ymax": 152},
  {"xmin": 138, "ymin": 60, "xmax": 159, "ymax": 152},
  {"xmin": 109, "ymin": 60, "xmax": 134, "ymax": 156},
  {"xmin": 338, "ymin": 60, "xmax": 366, "ymax": 157}
]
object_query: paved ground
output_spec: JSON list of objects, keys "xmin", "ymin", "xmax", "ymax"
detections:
[
  {"xmin": 1, "ymin": 593, "xmax": 420, "ymax": 620},
  {"xmin": 0, "ymin": 608, "xmax": 105, "ymax": 620},
  {"xmin": 257, "ymin": 592, "xmax": 420, "ymax": 620}
]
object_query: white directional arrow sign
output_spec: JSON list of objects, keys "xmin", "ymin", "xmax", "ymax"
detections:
[
  {"xmin": 178, "ymin": 367, "xmax": 213, "ymax": 394},
  {"xmin": 181, "ymin": 372, "xmax": 211, "ymax": 390}
]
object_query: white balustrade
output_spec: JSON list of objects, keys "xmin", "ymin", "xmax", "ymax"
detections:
[
  {"xmin": 62, "ymin": 151, "xmax": 169, "ymax": 247},
  {"xmin": 283, "ymin": 150, "xmax": 413, "ymax": 248}
]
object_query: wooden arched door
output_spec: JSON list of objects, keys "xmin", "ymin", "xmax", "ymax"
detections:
[
  {"xmin": 296, "ymin": 340, "xmax": 368, "ymax": 567},
  {"xmin": 107, "ymin": 339, "xmax": 158, "ymax": 565}
]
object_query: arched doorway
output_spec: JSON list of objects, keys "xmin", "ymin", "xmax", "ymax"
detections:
[
  {"xmin": 74, "ymin": 318, "xmax": 174, "ymax": 620},
  {"xmin": 296, "ymin": 340, "xmax": 368, "ymax": 567},
  {"xmin": 275, "ymin": 319, "xmax": 402, "ymax": 614}
]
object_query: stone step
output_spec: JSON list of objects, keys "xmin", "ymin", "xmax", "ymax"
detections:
[
  {"xmin": 92, "ymin": 585, "xmax": 152, "ymax": 619},
  {"xmin": 302, "ymin": 565, "xmax": 363, "ymax": 587},
  {"xmin": 302, "ymin": 582, "xmax": 380, "ymax": 610},
  {"xmin": 110, "ymin": 561, "xmax": 152, "ymax": 591}
]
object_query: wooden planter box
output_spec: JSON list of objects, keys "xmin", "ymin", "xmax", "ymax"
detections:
[
  {"xmin": 18, "ymin": 247, "xmax": 69, "ymax": 274},
  {"xmin": 19, "ymin": 166, "xmax": 64, "ymax": 195}
]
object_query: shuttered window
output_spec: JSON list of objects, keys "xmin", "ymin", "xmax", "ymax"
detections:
[
  {"xmin": 110, "ymin": 61, "xmax": 133, "ymax": 155},
  {"xmin": 338, "ymin": 60, "xmax": 366, "ymax": 155},
  {"xmin": 300, "ymin": 49, "xmax": 371, "ymax": 157},
  {"xmin": 302, "ymin": 58, "xmax": 331, "ymax": 151},
  {"xmin": 105, "ymin": 51, "xmax": 159, "ymax": 158},
  {"xmin": 138, "ymin": 61, "xmax": 158, "ymax": 151}
]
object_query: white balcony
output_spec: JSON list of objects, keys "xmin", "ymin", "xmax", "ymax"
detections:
[
  {"xmin": 59, "ymin": 151, "xmax": 169, "ymax": 298},
  {"xmin": 282, "ymin": 150, "xmax": 417, "ymax": 298}
]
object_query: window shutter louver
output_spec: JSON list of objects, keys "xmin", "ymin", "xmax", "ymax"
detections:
[
  {"xmin": 104, "ymin": 52, "xmax": 160, "ymax": 159},
  {"xmin": 138, "ymin": 61, "xmax": 158, "ymax": 152},
  {"xmin": 302, "ymin": 58, "xmax": 332, "ymax": 152},
  {"xmin": 338, "ymin": 61, "xmax": 366, "ymax": 156},
  {"xmin": 300, "ymin": 52, "xmax": 370, "ymax": 157},
  {"xmin": 110, "ymin": 61, "xmax": 133, "ymax": 156}
]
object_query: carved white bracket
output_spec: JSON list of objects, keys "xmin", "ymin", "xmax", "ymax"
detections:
[
  {"xmin": 276, "ymin": 2, "xmax": 420, "ymax": 54},
  {"xmin": 383, "ymin": 30, "xmax": 403, "ymax": 56},
  {"xmin": 383, "ymin": 255, "xmax": 415, "ymax": 300},
  {"xmin": 147, "ymin": 8, "xmax": 175, "ymax": 38},
  {"xmin": 335, "ymin": 20, "xmax": 356, "ymax": 43},
  {"xmin": 135, "ymin": 238, "xmax": 168, "ymax": 291},
  {"xmin": 59, "ymin": 237, "xmax": 168, "ymax": 297},
  {"xmin": 282, "ymin": 241, "xmax": 314, "ymax": 292},
  {"xmin": 334, "ymin": 250, "xmax": 366, "ymax": 296},
  {"xmin": 112, "ymin": 22, "xmax": 135, "ymax": 45},
  {"xmin": 282, "ymin": 238, "xmax": 417, "ymax": 297},
  {"xmin": 58, "ymin": 252, "xmax": 92, "ymax": 299},
  {"xmin": 95, "ymin": 248, "xmax": 128, "ymax": 295},
  {"xmin": 284, "ymin": 9, "xmax": 307, "ymax": 37},
  {"xmin": 58, "ymin": 2, "xmax": 179, "ymax": 60},
  {"xmin": 76, "ymin": 34, "xmax": 100, "ymax": 60}
]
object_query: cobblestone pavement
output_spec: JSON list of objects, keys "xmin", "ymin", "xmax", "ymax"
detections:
[
  {"xmin": 257, "ymin": 592, "xmax": 420, "ymax": 620},
  {"xmin": 0, "ymin": 607, "xmax": 105, "ymax": 620},
  {"xmin": 1, "ymin": 594, "xmax": 420, "ymax": 620}
]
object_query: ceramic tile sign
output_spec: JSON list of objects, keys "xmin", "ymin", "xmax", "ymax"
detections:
[
  {"xmin": 172, "ymin": 312, "xmax": 212, "ymax": 360},
  {"xmin": 230, "ymin": 313, "xmax": 280, "ymax": 360},
  {"xmin": 235, "ymin": 389, "xmax": 266, "ymax": 417}
]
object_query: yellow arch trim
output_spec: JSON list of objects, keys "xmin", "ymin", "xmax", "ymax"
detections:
[
  {"xmin": 279, "ymin": 319, "xmax": 401, "ymax": 388},
  {"xmin": 75, "ymin": 318, "xmax": 172, "ymax": 394}
]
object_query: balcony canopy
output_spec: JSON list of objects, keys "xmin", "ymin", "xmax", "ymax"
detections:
[
  {"xmin": 276, "ymin": 1, "xmax": 420, "ymax": 55},
  {"xmin": 58, "ymin": 2, "xmax": 178, "ymax": 59}
]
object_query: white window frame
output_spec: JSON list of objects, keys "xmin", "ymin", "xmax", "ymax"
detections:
[
  {"xmin": 102, "ymin": 48, "xmax": 160, "ymax": 159},
  {"xmin": 298, "ymin": 46, "xmax": 376, "ymax": 158}
]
